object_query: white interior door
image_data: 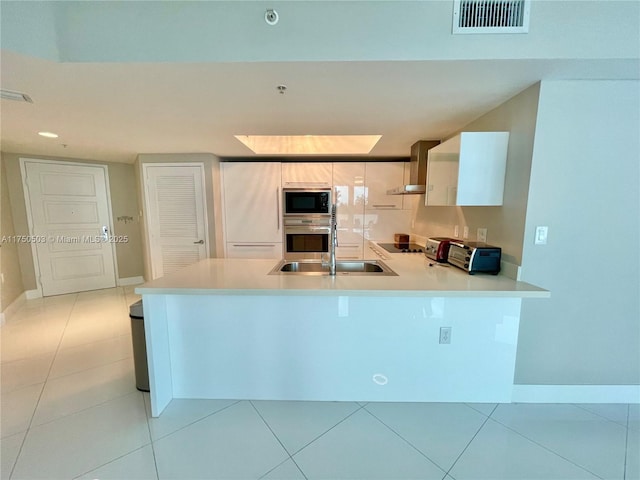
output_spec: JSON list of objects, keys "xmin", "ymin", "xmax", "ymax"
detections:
[
  {"xmin": 22, "ymin": 160, "xmax": 117, "ymax": 296},
  {"xmin": 144, "ymin": 164, "xmax": 209, "ymax": 279}
]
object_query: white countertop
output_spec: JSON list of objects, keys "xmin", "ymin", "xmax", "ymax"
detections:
[{"xmin": 135, "ymin": 254, "xmax": 549, "ymax": 298}]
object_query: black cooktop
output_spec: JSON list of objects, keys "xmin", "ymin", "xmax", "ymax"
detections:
[{"xmin": 377, "ymin": 242, "xmax": 424, "ymax": 254}]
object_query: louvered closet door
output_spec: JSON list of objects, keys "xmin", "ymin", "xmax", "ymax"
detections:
[{"xmin": 144, "ymin": 164, "xmax": 209, "ymax": 279}]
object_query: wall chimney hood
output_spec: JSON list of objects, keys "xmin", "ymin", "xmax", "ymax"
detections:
[{"xmin": 387, "ymin": 140, "xmax": 440, "ymax": 195}]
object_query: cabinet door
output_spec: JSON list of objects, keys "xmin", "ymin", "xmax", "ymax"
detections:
[
  {"xmin": 226, "ymin": 242, "xmax": 282, "ymax": 259},
  {"xmin": 425, "ymin": 132, "xmax": 508, "ymax": 206},
  {"xmin": 282, "ymin": 162, "xmax": 333, "ymax": 187},
  {"xmin": 222, "ymin": 162, "xmax": 282, "ymax": 243},
  {"xmin": 364, "ymin": 162, "xmax": 404, "ymax": 210},
  {"xmin": 333, "ymin": 162, "xmax": 365, "ymax": 258}
]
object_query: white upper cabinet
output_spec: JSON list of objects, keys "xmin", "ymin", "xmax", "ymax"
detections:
[
  {"xmin": 425, "ymin": 132, "xmax": 509, "ymax": 206},
  {"xmin": 333, "ymin": 162, "xmax": 366, "ymax": 258},
  {"xmin": 221, "ymin": 162, "xmax": 282, "ymax": 246},
  {"xmin": 364, "ymin": 162, "xmax": 404, "ymax": 210},
  {"xmin": 281, "ymin": 162, "xmax": 333, "ymax": 187}
]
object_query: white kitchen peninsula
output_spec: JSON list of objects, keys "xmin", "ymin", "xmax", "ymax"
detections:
[{"xmin": 136, "ymin": 257, "xmax": 548, "ymax": 416}]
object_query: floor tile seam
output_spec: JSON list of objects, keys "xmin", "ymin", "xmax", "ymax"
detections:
[
  {"xmin": 572, "ymin": 403, "xmax": 631, "ymax": 428},
  {"xmin": 70, "ymin": 442, "xmax": 156, "ymax": 480},
  {"xmin": 486, "ymin": 416, "xmax": 607, "ymax": 480},
  {"xmin": 234, "ymin": 400, "xmax": 309, "ymax": 480},
  {"xmin": 1, "ymin": 430, "xmax": 27, "ymax": 480},
  {"xmin": 255, "ymin": 451, "xmax": 309, "ymax": 480},
  {"xmin": 9, "ymin": 292, "xmax": 79, "ymax": 480},
  {"xmin": 148, "ymin": 399, "xmax": 242, "ymax": 443},
  {"xmin": 284, "ymin": 403, "xmax": 366, "ymax": 458},
  {"xmin": 466, "ymin": 403, "xmax": 498, "ymax": 418},
  {"xmin": 143, "ymin": 391, "xmax": 162, "ymax": 480},
  {"xmin": 46, "ymin": 352, "xmax": 135, "ymax": 381},
  {"xmin": 624, "ymin": 404, "xmax": 630, "ymax": 480},
  {"xmin": 0, "ymin": 351, "xmax": 56, "ymax": 367},
  {"xmin": 1, "ymin": 378, "xmax": 49, "ymax": 396},
  {"xmin": 249, "ymin": 400, "xmax": 297, "ymax": 464},
  {"xmin": 360, "ymin": 406, "xmax": 449, "ymax": 476},
  {"xmin": 28, "ymin": 389, "xmax": 142, "ymax": 430},
  {"xmin": 54, "ymin": 331, "xmax": 133, "ymax": 354},
  {"xmin": 442, "ymin": 408, "xmax": 494, "ymax": 477}
]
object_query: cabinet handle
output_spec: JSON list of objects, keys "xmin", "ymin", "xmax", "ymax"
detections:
[
  {"xmin": 193, "ymin": 240, "xmax": 204, "ymax": 244},
  {"xmin": 339, "ymin": 245, "xmax": 360, "ymax": 249},
  {"xmin": 276, "ymin": 188, "xmax": 280, "ymax": 230},
  {"xmin": 284, "ymin": 181, "xmax": 329, "ymax": 186},
  {"xmin": 232, "ymin": 244, "xmax": 276, "ymax": 247},
  {"xmin": 372, "ymin": 204, "xmax": 397, "ymax": 208}
]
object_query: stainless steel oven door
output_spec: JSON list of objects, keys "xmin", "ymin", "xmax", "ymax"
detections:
[{"xmin": 283, "ymin": 225, "xmax": 330, "ymax": 260}]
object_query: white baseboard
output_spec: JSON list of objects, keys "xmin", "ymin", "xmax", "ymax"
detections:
[
  {"xmin": 1, "ymin": 291, "xmax": 27, "ymax": 325},
  {"xmin": 512, "ymin": 385, "xmax": 640, "ymax": 404},
  {"xmin": 25, "ymin": 288, "xmax": 42, "ymax": 300},
  {"xmin": 117, "ymin": 276, "xmax": 144, "ymax": 287}
]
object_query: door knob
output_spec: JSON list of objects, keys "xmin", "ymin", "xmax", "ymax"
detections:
[{"xmin": 193, "ymin": 240, "xmax": 204, "ymax": 244}]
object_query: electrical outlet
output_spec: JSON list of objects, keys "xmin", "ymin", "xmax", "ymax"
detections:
[
  {"xmin": 477, "ymin": 228, "xmax": 487, "ymax": 243},
  {"xmin": 463, "ymin": 226, "xmax": 469, "ymax": 239},
  {"xmin": 0, "ymin": 273, "xmax": 4, "ymax": 284},
  {"xmin": 454, "ymin": 225, "xmax": 459, "ymax": 237},
  {"xmin": 439, "ymin": 327, "xmax": 452, "ymax": 344}
]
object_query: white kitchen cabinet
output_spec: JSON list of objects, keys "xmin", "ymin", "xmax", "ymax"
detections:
[
  {"xmin": 282, "ymin": 162, "xmax": 333, "ymax": 187},
  {"xmin": 333, "ymin": 162, "xmax": 365, "ymax": 259},
  {"xmin": 426, "ymin": 132, "xmax": 509, "ymax": 206},
  {"xmin": 364, "ymin": 162, "xmax": 404, "ymax": 210},
  {"xmin": 221, "ymin": 162, "xmax": 282, "ymax": 257}
]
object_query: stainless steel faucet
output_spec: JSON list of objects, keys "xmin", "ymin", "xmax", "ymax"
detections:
[{"xmin": 329, "ymin": 203, "xmax": 337, "ymax": 275}]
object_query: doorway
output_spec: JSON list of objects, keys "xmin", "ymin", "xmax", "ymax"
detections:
[
  {"xmin": 142, "ymin": 163, "xmax": 209, "ymax": 279},
  {"xmin": 21, "ymin": 159, "xmax": 117, "ymax": 296}
]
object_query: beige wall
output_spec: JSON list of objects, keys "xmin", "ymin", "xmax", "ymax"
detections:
[
  {"xmin": 136, "ymin": 153, "xmax": 223, "ymax": 281},
  {"xmin": 411, "ymin": 82, "xmax": 540, "ymax": 266},
  {"xmin": 1, "ymin": 152, "xmax": 144, "ymax": 291},
  {"xmin": 1, "ymin": 154, "xmax": 25, "ymax": 310},
  {"xmin": 516, "ymin": 80, "xmax": 639, "ymax": 385}
]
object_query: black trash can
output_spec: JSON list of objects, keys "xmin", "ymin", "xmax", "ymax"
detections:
[{"xmin": 129, "ymin": 300, "xmax": 150, "ymax": 392}]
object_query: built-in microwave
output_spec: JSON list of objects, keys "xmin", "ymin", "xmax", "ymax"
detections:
[{"xmin": 283, "ymin": 188, "xmax": 331, "ymax": 216}]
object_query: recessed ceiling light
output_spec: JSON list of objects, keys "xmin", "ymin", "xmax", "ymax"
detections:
[
  {"xmin": 1, "ymin": 89, "xmax": 33, "ymax": 103},
  {"xmin": 234, "ymin": 135, "xmax": 382, "ymax": 155},
  {"xmin": 38, "ymin": 131, "xmax": 59, "ymax": 138}
]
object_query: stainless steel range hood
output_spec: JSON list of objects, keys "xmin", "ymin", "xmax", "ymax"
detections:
[{"xmin": 387, "ymin": 140, "xmax": 440, "ymax": 195}]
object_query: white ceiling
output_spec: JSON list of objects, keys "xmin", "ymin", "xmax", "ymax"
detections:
[{"xmin": 1, "ymin": 1, "xmax": 638, "ymax": 164}]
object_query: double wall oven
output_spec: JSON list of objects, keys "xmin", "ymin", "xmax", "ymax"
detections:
[{"xmin": 282, "ymin": 188, "xmax": 332, "ymax": 260}]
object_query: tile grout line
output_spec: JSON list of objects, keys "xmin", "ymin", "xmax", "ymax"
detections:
[
  {"xmin": 142, "ymin": 388, "xmax": 161, "ymax": 480},
  {"xmin": 488, "ymin": 414, "xmax": 606, "ymax": 479},
  {"xmin": 8, "ymin": 292, "xmax": 79, "ymax": 480},
  {"xmin": 360, "ymin": 406, "xmax": 448, "ymax": 477},
  {"xmin": 71, "ymin": 442, "xmax": 155, "ymax": 480},
  {"xmin": 441, "ymin": 403, "xmax": 499, "ymax": 478},
  {"xmin": 284, "ymin": 403, "xmax": 366, "ymax": 458},
  {"xmin": 249, "ymin": 400, "xmax": 309, "ymax": 480},
  {"xmin": 148, "ymin": 399, "xmax": 242, "ymax": 444},
  {"xmin": 572, "ymin": 402, "xmax": 630, "ymax": 428},
  {"xmin": 624, "ymin": 403, "xmax": 629, "ymax": 480}
]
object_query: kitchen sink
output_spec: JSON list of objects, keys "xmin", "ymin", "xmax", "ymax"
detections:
[{"xmin": 269, "ymin": 259, "xmax": 398, "ymax": 276}]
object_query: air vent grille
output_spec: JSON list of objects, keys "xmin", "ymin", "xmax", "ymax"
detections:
[{"xmin": 453, "ymin": 0, "xmax": 530, "ymax": 34}]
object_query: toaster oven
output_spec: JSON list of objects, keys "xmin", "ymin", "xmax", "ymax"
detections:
[{"xmin": 447, "ymin": 241, "xmax": 501, "ymax": 275}]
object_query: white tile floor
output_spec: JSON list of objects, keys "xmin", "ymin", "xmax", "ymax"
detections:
[{"xmin": 1, "ymin": 287, "xmax": 638, "ymax": 480}]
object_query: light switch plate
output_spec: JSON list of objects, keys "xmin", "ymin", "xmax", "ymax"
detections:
[
  {"xmin": 477, "ymin": 228, "xmax": 487, "ymax": 243},
  {"xmin": 535, "ymin": 226, "xmax": 548, "ymax": 245},
  {"xmin": 463, "ymin": 226, "xmax": 469, "ymax": 239}
]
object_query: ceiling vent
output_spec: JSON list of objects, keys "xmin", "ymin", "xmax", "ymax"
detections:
[{"xmin": 453, "ymin": 0, "xmax": 530, "ymax": 34}]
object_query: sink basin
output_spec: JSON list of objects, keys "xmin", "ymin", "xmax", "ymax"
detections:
[{"xmin": 269, "ymin": 259, "xmax": 398, "ymax": 276}]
